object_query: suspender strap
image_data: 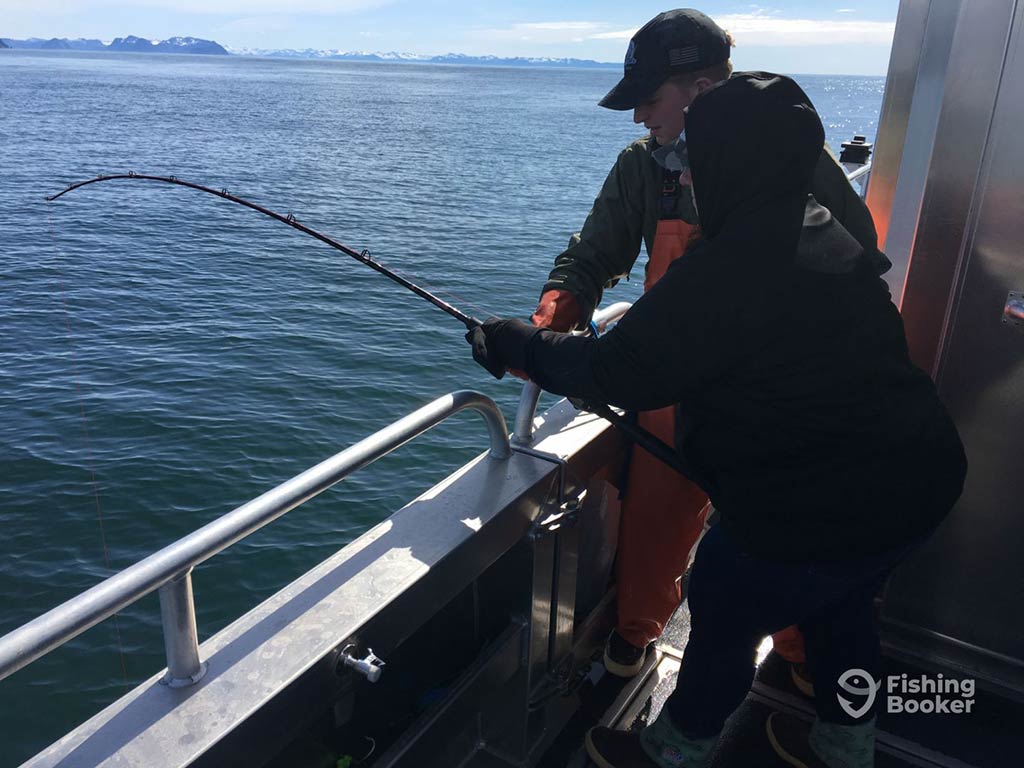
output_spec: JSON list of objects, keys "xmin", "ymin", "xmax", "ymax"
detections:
[{"xmin": 659, "ymin": 167, "xmax": 682, "ymax": 220}]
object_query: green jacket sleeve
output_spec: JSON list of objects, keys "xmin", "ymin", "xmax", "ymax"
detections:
[{"xmin": 541, "ymin": 140, "xmax": 654, "ymax": 318}]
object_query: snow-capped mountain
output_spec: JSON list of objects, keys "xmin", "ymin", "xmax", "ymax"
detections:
[
  {"xmin": 3, "ymin": 36, "xmax": 612, "ymax": 67},
  {"xmin": 229, "ymin": 47, "xmax": 614, "ymax": 68},
  {"xmin": 3, "ymin": 36, "xmax": 227, "ymax": 55}
]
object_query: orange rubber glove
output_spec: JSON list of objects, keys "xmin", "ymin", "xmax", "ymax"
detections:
[{"xmin": 530, "ymin": 289, "xmax": 584, "ymax": 332}]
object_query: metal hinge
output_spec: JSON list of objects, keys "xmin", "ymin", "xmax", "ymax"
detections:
[
  {"xmin": 536, "ymin": 491, "xmax": 587, "ymax": 534},
  {"xmin": 511, "ymin": 444, "xmax": 586, "ymax": 537}
]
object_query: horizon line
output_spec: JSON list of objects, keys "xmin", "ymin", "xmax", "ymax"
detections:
[{"xmin": 0, "ymin": 37, "xmax": 889, "ymax": 76}]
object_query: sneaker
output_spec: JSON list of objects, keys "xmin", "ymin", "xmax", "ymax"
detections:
[
  {"xmin": 639, "ymin": 714, "xmax": 717, "ymax": 767},
  {"xmin": 585, "ymin": 721, "xmax": 716, "ymax": 768},
  {"xmin": 585, "ymin": 727, "xmax": 659, "ymax": 768},
  {"xmin": 791, "ymin": 662, "xmax": 815, "ymax": 698},
  {"xmin": 766, "ymin": 712, "xmax": 829, "ymax": 768},
  {"xmin": 767, "ymin": 712, "xmax": 876, "ymax": 768},
  {"xmin": 603, "ymin": 630, "xmax": 648, "ymax": 678}
]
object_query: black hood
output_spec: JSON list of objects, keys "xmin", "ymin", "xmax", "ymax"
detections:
[{"xmin": 685, "ymin": 72, "xmax": 825, "ymax": 240}]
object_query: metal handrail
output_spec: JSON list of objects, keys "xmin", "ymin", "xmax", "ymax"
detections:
[
  {"xmin": 0, "ymin": 390, "xmax": 510, "ymax": 685},
  {"xmin": 846, "ymin": 161, "xmax": 872, "ymax": 183},
  {"xmin": 511, "ymin": 301, "xmax": 633, "ymax": 445}
]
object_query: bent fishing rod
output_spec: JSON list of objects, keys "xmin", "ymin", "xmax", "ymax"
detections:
[
  {"xmin": 47, "ymin": 173, "xmax": 686, "ymax": 476},
  {"xmin": 46, "ymin": 173, "xmax": 482, "ymax": 330}
]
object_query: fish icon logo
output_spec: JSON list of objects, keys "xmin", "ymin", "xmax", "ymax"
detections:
[{"xmin": 837, "ymin": 669, "xmax": 880, "ymax": 719}]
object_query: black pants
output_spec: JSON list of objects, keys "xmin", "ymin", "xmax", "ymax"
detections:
[{"xmin": 664, "ymin": 524, "xmax": 920, "ymax": 736}]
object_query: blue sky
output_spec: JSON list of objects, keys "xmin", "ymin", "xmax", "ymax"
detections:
[{"xmin": 2, "ymin": 1, "xmax": 899, "ymax": 74}]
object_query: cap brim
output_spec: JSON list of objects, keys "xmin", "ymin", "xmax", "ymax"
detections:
[{"xmin": 599, "ymin": 75, "xmax": 659, "ymax": 110}]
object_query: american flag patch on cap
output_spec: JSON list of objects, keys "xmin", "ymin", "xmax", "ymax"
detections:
[{"xmin": 668, "ymin": 45, "xmax": 700, "ymax": 67}]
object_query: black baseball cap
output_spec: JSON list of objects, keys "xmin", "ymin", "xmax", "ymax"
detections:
[{"xmin": 599, "ymin": 9, "xmax": 732, "ymax": 110}]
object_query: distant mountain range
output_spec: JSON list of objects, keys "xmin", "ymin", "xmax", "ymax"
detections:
[
  {"xmin": 230, "ymin": 47, "xmax": 617, "ymax": 68},
  {"xmin": 0, "ymin": 36, "xmax": 228, "ymax": 55},
  {"xmin": 0, "ymin": 35, "xmax": 616, "ymax": 68}
]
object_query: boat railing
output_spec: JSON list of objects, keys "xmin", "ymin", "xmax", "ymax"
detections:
[
  {"xmin": 847, "ymin": 161, "xmax": 872, "ymax": 185},
  {"xmin": 847, "ymin": 162, "xmax": 872, "ymax": 198},
  {"xmin": 512, "ymin": 301, "xmax": 634, "ymax": 445},
  {"xmin": 0, "ymin": 390, "xmax": 510, "ymax": 688}
]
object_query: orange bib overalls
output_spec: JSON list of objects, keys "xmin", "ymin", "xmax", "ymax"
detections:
[
  {"xmin": 615, "ymin": 169, "xmax": 806, "ymax": 664},
  {"xmin": 615, "ymin": 169, "xmax": 709, "ymax": 648}
]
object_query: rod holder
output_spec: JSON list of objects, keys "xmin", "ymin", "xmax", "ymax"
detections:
[
  {"xmin": 159, "ymin": 569, "xmax": 207, "ymax": 688},
  {"xmin": 512, "ymin": 382, "xmax": 543, "ymax": 446}
]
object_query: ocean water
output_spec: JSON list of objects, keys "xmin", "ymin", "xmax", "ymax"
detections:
[{"xmin": 0, "ymin": 49, "xmax": 886, "ymax": 764}]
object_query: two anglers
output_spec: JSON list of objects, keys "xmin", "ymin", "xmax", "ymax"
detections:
[{"xmin": 466, "ymin": 8, "xmax": 966, "ymax": 768}]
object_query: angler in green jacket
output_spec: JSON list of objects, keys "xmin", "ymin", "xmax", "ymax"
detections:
[{"xmin": 538, "ymin": 123, "xmax": 885, "ymax": 324}]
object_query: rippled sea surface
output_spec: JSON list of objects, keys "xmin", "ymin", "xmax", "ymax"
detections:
[{"xmin": 0, "ymin": 50, "xmax": 885, "ymax": 764}]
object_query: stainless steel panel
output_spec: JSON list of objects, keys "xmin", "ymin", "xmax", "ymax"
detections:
[
  {"xmin": 868, "ymin": 0, "xmax": 961, "ymax": 302},
  {"xmin": 481, "ymin": 531, "xmax": 557, "ymax": 764},
  {"xmin": 550, "ymin": 507, "xmax": 583, "ymax": 668},
  {"xmin": 529, "ymin": 531, "xmax": 557, "ymax": 674},
  {"xmin": 882, "ymin": 0, "xmax": 1024, "ymax": 688},
  {"xmin": 900, "ymin": 0, "xmax": 1016, "ymax": 374},
  {"xmin": 574, "ymin": 479, "xmax": 620, "ymax": 621},
  {"xmin": 375, "ymin": 623, "xmax": 526, "ymax": 768},
  {"xmin": 867, "ymin": 0, "xmax": 938, "ymax": 261}
]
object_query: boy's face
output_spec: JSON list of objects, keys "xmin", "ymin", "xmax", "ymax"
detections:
[{"xmin": 633, "ymin": 79, "xmax": 699, "ymax": 145}]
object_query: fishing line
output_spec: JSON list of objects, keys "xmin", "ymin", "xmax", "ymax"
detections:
[
  {"xmin": 47, "ymin": 173, "xmax": 484, "ymax": 330},
  {"xmin": 44, "ymin": 203, "xmax": 131, "ymax": 689}
]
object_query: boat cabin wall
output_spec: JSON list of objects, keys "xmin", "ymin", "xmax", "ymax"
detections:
[{"xmin": 869, "ymin": 0, "xmax": 1024, "ymax": 697}]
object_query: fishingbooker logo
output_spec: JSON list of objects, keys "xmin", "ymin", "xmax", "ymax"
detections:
[
  {"xmin": 837, "ymin": 669, "xmax": 976, "ymax": 716},
  {"xmin": 837, "ymin": 669, "xmax": 880, "ymax": 719}
]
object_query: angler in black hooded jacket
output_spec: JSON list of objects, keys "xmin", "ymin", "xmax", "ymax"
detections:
[{"xmin": 468, "ymin": 73, "xmax": 966, "ymax": 767}]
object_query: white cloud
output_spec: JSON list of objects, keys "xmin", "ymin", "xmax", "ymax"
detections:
[
  {"xmin": 589, "ymin": 28, "xmax": 635, "ymax": 41},
  {"xmin": 587, "ymin": 13, "xmax": 894, "ymax": 47},
  {"xmin": 516, "ymin": 22, "xmax": 604, "ymax": 32},
  {"xmin": 473, "ymin": 21, "xmax": 606, "ymax": 44},
  {"xmin": 836, "ymin": 8, "xmax": 857, "ymax": 13},
  {"xmin": 715, "ymin": 13, "xmax": 894, "ymax": 45},
  {"xmin": 3, "ymin": 0, "xmax": 390, "ymax": 12}
]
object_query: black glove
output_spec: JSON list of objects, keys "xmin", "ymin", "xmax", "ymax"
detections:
[
  {"xmin": 466, "ymin": 317, "xmax": 539, "ymax": 380},
  {"xmin": 466, "ymin": 321, "xmax": 507, "ymax": 379}
]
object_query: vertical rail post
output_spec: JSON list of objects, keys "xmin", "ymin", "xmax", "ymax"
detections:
[
  {"xmin": 510, "ymin": 302, "xmax": 634, "ymax": 446},
  {"xmin": 512, "ymin": 382, "xmax": 544, "ymax": 446},
  {"xmin": 158, "ymin": 569, "xmax": 207, "ymax": 687}
]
